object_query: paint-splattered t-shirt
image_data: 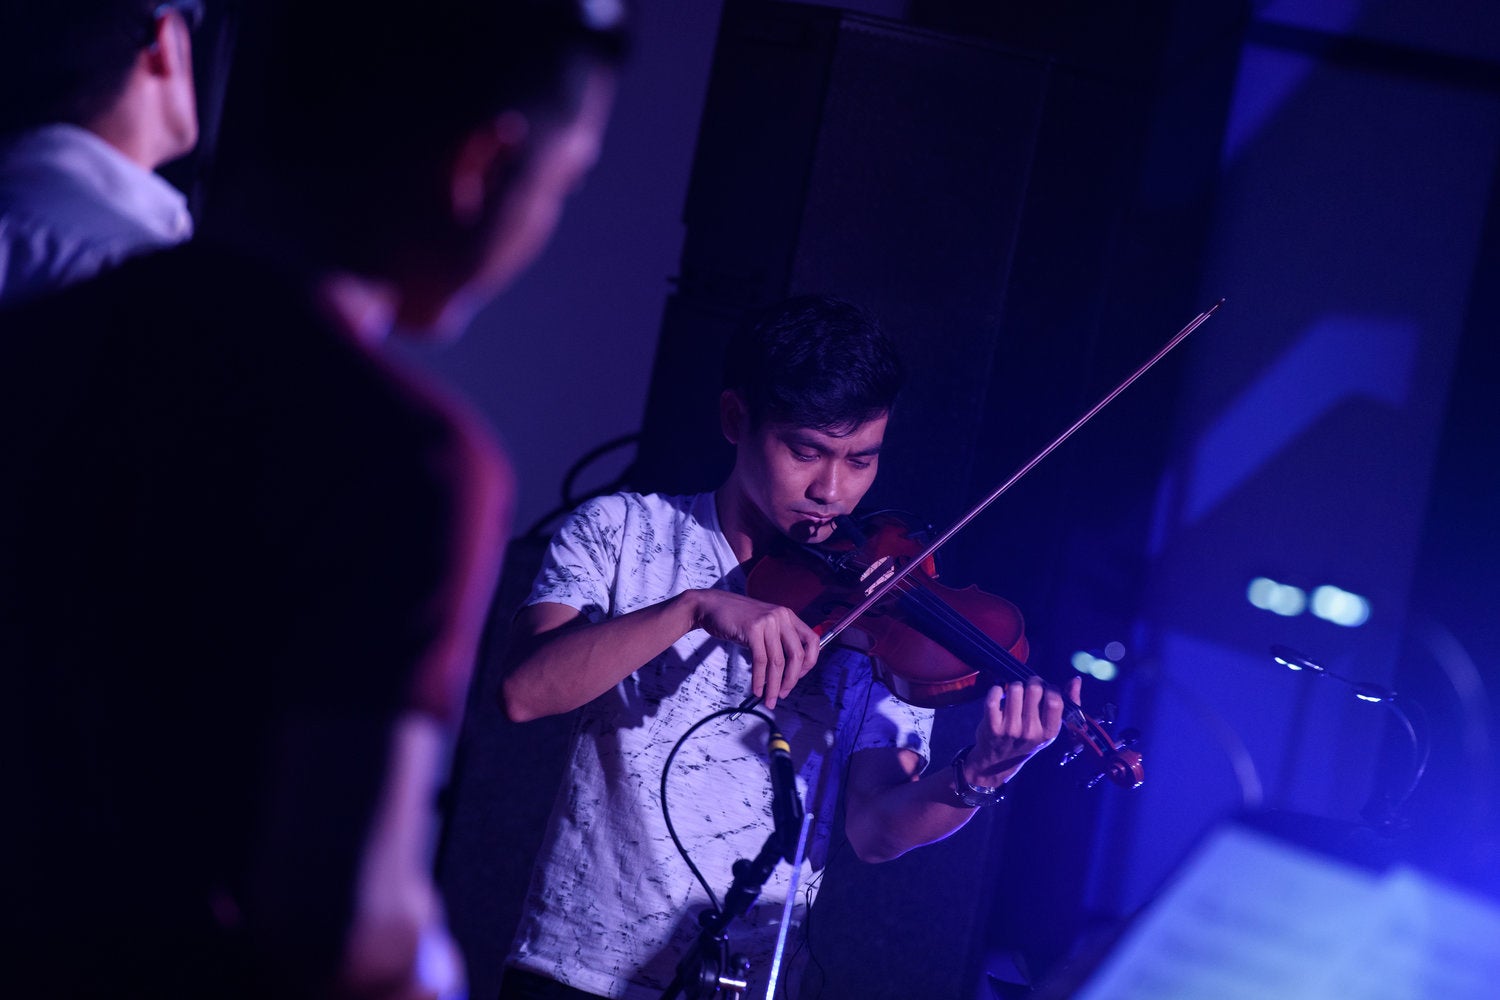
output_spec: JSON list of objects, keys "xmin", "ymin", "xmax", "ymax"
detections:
[{"xmin": 505, "ymin": 491, "xmax": 933, "ymax": 999}]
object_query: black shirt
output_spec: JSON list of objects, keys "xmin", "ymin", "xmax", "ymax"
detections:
[{"xmin": 1, "ymin": 243, "xmax": 506, "ymax": 997}]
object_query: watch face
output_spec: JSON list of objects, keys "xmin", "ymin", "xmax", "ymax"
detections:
[{"xmin": 952, "ymin": 746, "xmax": 1005, "ymax": 807}]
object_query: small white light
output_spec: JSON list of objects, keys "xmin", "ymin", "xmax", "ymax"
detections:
[
  {"xmin": 1248, "ymin": 576, "xmax": 1306, "ymax": 616},
  {"xmin": 1311, "ymin": 585, "xmax": 1371, "ymax": 627},
  {"xmin": 1270, "ymin": 584, "xmax": 1307, "ymax": 617},
  {"xmin": 1072, "ymin": 651, "xmax": 1120, "ymax": 681},
  {"xmin": 1247, "ymin": 577, "xmax": 1277, "ymax": 609}
]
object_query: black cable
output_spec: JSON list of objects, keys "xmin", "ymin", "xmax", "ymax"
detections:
[
  {"xmin": 779, "ymin": 870, "xmax": 825, "ymax": 1000},
  {"xmin": 660, "ymin": 705, "xmax": 775, "ymax": 916},
  {"xmin": 1387, "ymin": 695, "xmax": 1431, "ymax": 811},
  {"xmin": 561, "ymin": 431, "xmax": 640, "ymax": 507},
  {"xmin": 521, "ymin": 431, "xmax": 640, "ymax": 541}
]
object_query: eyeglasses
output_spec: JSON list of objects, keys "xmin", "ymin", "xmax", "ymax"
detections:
[{"xmin": 152, "ymin": 0, "xmax": 205, "ymax": 33}]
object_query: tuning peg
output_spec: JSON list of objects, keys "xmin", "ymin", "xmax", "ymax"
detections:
[{"xmin": 1058, "ymin": 742, "xmax": 1088, "ymax": 767}]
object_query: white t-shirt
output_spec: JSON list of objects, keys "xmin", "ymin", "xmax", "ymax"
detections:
[{"xmin": 506, "ymin": 492, "xmax": 933, "ymax": 999}]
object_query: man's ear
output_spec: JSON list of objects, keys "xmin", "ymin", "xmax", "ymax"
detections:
[
  {"xmin": 133, "ymin": 9, "xmax": 198, "ymax": 165},
  {"xmin": 450, "ymin": 112, "xmax": 530, "ymax": 228},
  {"xmin": 143, "ymin": 10, "xmax": 189, "ymax": 78},
  {"xmin": 720, "ymin": 389, "xmax": 748, "ymax": 445}
]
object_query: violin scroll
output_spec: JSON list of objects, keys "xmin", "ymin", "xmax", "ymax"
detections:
[
  {"xmin": 1062, "ymin": 712, "xmax": 1144, "ymax": 789},
  {"xmin": 1093, "ymin": 745, "xmax": 1146, "ymax": 790}
]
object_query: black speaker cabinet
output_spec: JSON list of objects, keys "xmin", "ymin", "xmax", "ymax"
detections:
[{"xmin": 635, "ymin": 3, "xmax": 1051, "ymax": 522}]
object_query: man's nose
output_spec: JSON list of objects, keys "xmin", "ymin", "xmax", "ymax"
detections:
[{"xmin": 807, "ymin": 464, "xmax": 842, "ymax": 506}]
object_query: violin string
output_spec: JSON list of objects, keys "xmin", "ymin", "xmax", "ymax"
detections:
[
  {"xmin": 892, "ymin": 579, "xmax": 1033, "ymax": 682},
  {"xmin": 836, "ymin": 548, "xmax": 1108, "ymax": 751},
  {"xmin": 880, "ymin": 572, "xmax": 1098, "ymax": 741},
  {"xmin": 844, "ymin": 548, "xmax": 1041, "ymax": 685}
]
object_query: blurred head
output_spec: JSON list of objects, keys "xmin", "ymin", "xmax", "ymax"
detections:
[
  {"xmin": 0, "ymin": 0, "xmax": 200, "ymax": 166},
  {"xmin": 719, "ymin": 296, "xmax": 904, "ymax": 543},
  {"xmin": 221, "ymin": 0, "xmax": 630, "ymax": 334}
]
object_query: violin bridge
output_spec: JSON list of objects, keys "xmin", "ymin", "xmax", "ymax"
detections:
[{"xmin": 860, "ymin": 556, "xmax": 898, "ymax": 597}]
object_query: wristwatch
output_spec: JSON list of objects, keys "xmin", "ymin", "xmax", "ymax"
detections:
[{"xmin": 951, "ymin": 744, "xmax": 1008, "ymax": 808}]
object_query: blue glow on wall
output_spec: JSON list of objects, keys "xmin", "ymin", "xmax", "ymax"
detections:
[{"xmin": 1184, "ymin": 315, "xmax": 1418, "ymax": 524}]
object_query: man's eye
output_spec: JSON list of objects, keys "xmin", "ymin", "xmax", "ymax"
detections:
[
  {"xmin": 849, "ymin": 459, "xmax": 872, "ymax": 471},
  {"xmin": 792, "ymin": 450, "xmax": 818, "ymax": 462}
]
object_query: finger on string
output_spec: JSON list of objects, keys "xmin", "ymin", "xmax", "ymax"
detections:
[
  {"xmin": 1002, "ymin": 680, "xmax": 1025, "ymax": 734},
  {"xmin": 1018, "ymin": 678, "xmax": 1048, "ymax": 740},
  {"xmin": 1041, "ymin": 682, "xmax": 1067, "ymax": 735}
]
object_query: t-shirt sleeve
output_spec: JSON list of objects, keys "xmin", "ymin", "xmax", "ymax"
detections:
[
  {"xmin": 837, "ymin": 650, "xmax": 936, "ymax": 771},
  {"xmin": 525, "ymin": 495, "xmax": 630, "ymax": 622}
]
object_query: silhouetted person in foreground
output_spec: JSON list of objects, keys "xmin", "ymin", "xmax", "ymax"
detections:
[{"xmin": 1, "ymin": 2, "xmax": 627, "ymax": 996}]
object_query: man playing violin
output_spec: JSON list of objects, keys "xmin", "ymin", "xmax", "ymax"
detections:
[{"xmin": 498, "ymin": 295, "xmax": 1079, "ymax": 1000}]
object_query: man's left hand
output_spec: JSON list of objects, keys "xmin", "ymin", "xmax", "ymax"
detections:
[{"xmin": 961, "ymin": 675, "xmax": 1081, "ymax": 789}]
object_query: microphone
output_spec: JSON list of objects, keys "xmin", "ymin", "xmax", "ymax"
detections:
[
  {"xmin": 767, "ymin": 728, "xmax": 804, "ymax": 864},
  {"xmin": 1268, "ymin": 642, "xmax": 1426, "ymax": 825},
  {"xmin": 1270, "ymin": 644, "xmax": 1324, "ymax": 673},
  {"xmin": 1270, "ymin": 644, "xmax": 1395, "ymax": 701}
]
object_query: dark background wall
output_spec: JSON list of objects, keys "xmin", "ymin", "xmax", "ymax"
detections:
[{"xmin": 415, "ymin": 2, "xmax": 1500, "ymax": 998}]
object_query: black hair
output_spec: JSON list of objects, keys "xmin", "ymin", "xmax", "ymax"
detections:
[
  {"xmin": 0, "ymin": 1, "xmax": 160, "ymax": 136},
  {"xmin": 722, "ymin": 295, "xmax": 904, "ymax": 431},
  {"xmin": 235, "ymin": 0, "xmax": 628, "ymax": 175},
  {"xmin": 210, "ymin": 0, "xmax": 630, "ymax": 270}
]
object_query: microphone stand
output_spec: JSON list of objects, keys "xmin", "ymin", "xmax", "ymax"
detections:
[
  {"xmin": 657, "ymin": 716, "xmax": 810, "ymax": 999},
  {"xmin": 1356, "ymin": 697, "xmax": 1429, "ymax": 832},
  {"xmin": 659, "ymin": 833, "xmax": 784, "ymax": 1000},
  {"xmin": 1270, "ymin": 645, "xmax": 1431, "ymax": 832}
]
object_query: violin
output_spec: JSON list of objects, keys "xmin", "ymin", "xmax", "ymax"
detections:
[
  {"xmin": 736, "ymin": 299, "xmax": 1224, "ymax": 790},
  {"xmin": 747, "ymin": 512, "xmax": 1024, "ymax": 709},
  {"xmin": 745, "ymin": 511, "xmax": 1145, "ymax": 789}
]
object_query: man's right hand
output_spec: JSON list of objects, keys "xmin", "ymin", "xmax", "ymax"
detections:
[
  {"xmin": 688, "ymin": 590, "xmax": 820, "ymax": 709},
  {"xmin": 502, "ymin": 590, "xmax": 821, "ymax": 722}
]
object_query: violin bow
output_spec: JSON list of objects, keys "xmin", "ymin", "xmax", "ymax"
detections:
[
  {"xmin": 733, "ymin": 300, "xmax": 1222, "ymax": 722},
  {"xmin": 817, "ymin": 299, "xmax": 1223, "ymax": 649}
]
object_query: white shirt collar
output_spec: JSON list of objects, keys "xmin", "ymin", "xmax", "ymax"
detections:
[{"xmin": 0, "ymin": 123, "xmax": 192, "ymax": 243}]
